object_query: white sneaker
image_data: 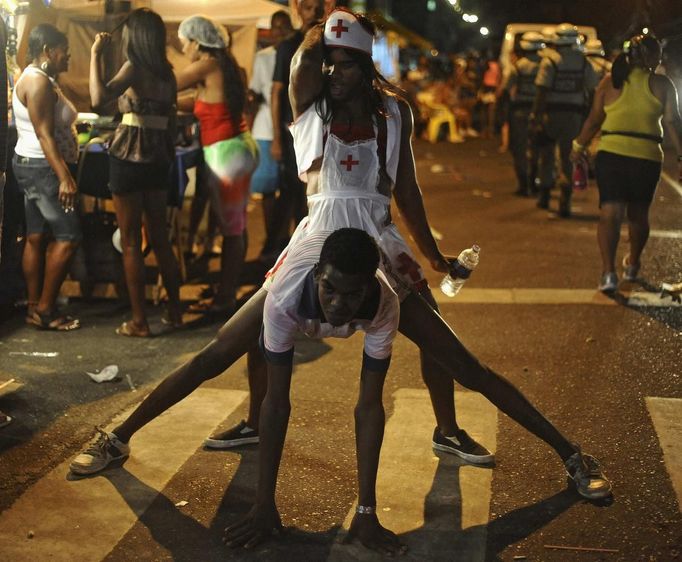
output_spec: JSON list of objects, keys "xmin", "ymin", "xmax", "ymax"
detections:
[{"xmin": 70, "ymin": 428, "xmax": 130, "ymax": 475}]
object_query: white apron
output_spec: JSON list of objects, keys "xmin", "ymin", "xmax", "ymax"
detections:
[{"xmin": 267, "ymin": 99, "xmax": 427, "ymax": 300}]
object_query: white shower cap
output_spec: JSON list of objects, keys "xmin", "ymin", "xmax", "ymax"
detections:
[{"xmin": 178, "ymin": 15, "xmax": 230, "ymax": 49}]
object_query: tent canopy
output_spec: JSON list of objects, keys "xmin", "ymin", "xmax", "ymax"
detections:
[{"xmin": 48, "ymin": 0, "xmax": 286, "ymax": 26}]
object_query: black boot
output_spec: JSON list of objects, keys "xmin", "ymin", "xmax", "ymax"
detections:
[
  {"xmin": 558, "ymin": 185, "xmax": 572, "ymax": 218},
  {"xmin": 537, "ymin": 187, "xmax": 550, "ymax": 209}
]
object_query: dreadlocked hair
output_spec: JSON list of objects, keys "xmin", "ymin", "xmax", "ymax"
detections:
[{"xmin": 318, "ymin": 228, "xmax": 380, "ymax": 279}]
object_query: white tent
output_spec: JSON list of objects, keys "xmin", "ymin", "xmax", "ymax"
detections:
[{"xmin": 149, "ymin": 0, "xmax": 286, "ymax": 27}]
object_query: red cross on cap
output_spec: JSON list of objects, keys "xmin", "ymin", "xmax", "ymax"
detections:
[
  {"xmin": 340, "ymin": 154, "xmax": 359, "ymax": 171},
  {"xmin": 331, "ymin": 19, "xmax": 349, "ymax": 39}
]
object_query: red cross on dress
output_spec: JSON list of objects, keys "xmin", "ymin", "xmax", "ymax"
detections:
[
  {"xmin": 395, "ymin": 252, "xmax": 428, "ymax": 291},
  {"xmin": 331, "ymin": 19, "xmax": 349, "ymax": 39},
  {"xmin": 340, "ymin": 154, "xmax": 360, "ymax": 171}
]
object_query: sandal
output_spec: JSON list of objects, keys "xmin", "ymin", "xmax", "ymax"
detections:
[
  {"xmin": 30, "ymin": 310, "xmax": 81, "ymax": 331},
  {"xmin": 116, "ymin": 321, "xmax": 151, "ymax": 338}
]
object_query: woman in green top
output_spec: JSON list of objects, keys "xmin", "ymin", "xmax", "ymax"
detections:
[{"xmin": 571, "ymin": 35, "xmax": 682, "ymax": 293}]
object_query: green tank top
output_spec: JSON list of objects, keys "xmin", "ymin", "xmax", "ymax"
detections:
[{"xmin": 598, "ymin": 67, "xmax": 663, "ymax": 162}]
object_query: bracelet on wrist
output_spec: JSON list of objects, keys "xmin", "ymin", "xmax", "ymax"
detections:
[{"xmin": 356, "ymin": 505, "xmax": 376, "ymax": 515}]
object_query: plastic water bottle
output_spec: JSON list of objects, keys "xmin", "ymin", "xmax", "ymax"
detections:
[
  {"xmin": 572, "ymin": 156, "xmax": 588, "ymax": 190},
  {"xmin": 440, "ymin": 245, "xmax": 480, "ymax": 297}
]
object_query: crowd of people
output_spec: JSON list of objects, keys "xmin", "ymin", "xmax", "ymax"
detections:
[
  {"xmin": 2, "ymin": 0, "xmax": 682, "ymax": 554},
  {"xmin": 403, "ymin": 23, "xmax": 681, "ymax": 292}
]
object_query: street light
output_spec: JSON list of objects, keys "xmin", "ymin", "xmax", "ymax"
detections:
[{"xmin": 479, "ymin": 26, "xmax": 489, "ymax": 36}]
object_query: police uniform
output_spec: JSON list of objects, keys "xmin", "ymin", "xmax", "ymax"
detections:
[
  {"xmin": 534, "ymin": 46, "xmax": 599, "ymax": 215},
  {"xmin": 502, "ymin": 53, "xmax": 541, "ymax": 194}
]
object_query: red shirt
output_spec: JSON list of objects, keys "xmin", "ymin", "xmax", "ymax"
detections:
[{"xmin": 194, "ymin": 99, "xmax": 247, "ymax": 146}]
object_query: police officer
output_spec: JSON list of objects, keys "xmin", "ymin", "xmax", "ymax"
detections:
[
  {"xmin": 531, "ymin": 23, "xmax": 599, "ymax": 217},
  {"xmin": 585, "ymin": 39, "xmax": 612, "ymax": 80},
  {"xmin": 501, "ymin": 31, "xmax": 545, "ymax": 195}
]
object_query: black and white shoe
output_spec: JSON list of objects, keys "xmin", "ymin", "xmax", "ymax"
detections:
[
  {"xmin": 204, "ymin": 420, "xmax": 259, "ymax": 449},
  {"xmin": 432, "ymin": 427, "xmax": 494, "ymax": 465}
]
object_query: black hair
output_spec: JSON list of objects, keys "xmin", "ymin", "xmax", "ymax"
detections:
[
  {"xmin": 27, "ymin": 23, "xmax": 67, "ymax": 62},
  {"xmin": 318, "ymin": 228, "xmax": 380, "ymax": 279},
  {"xmin": 199, "ymin": 39, "xmax": 246, "ymax": 122},
  {"xmin": 125, "ymin": 8, "xmax": 174, "ymax": 82},
  {"xmin": 271, "ymin": 10, "xmax": 292, "ymax": 26},
  {"xmin": 612, "ymin": 34, "xmax": 661, "ymax": 89},
  {"xmin": 317, "ymin": 11, "xmax": 403, "ymax": 124}
]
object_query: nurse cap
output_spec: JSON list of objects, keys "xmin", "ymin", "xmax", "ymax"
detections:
[{"xmin": 324, "ymin": 9, "xmax": 373, "ymax": 56}]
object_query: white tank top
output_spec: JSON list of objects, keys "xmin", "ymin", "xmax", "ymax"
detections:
[
  {"xmin": 13, "ymin": 66, "xmax": 78, "ymax": 163},
  {"xmin": 289, "ymin": 96, "xmax": 402, "ymax": 239}
]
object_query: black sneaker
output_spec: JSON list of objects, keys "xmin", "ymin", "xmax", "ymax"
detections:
[
  {"xmin": 564, "ymin": 446, "xmax": 612, "ymax": 500},
  {"xmin": 204, "ymin": 420, "xmax": 259, "ymax": 449},
  {"xmin": 432, "ymin": 427, "xmax": 494, "ymax": 465}
]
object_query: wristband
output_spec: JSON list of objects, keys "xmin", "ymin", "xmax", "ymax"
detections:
[
  {"xmin": 572, "ymin": 139, "xmax": 586, "ymax": 152},
  {"xmin": 356, "ymin": 505, "xmax": 376, "ymax": 515}
]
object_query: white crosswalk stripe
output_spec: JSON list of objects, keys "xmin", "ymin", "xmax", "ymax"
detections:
[
  {"xmin": 328, "ymin": 389, "xmax": 498, "ymax": 561},
  {"xmin": 645, "ymin": 397, "xmax": 682, "ymax": 512},
  {"xmin": 0, "ymin": 389, "xmax": 247, "ymax": 561}
]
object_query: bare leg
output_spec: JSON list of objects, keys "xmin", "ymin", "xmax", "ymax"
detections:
[
  {"xmin": 597, "ymin": 202, "xmax": 626, "ymax": 274},
  {"xmin": 113, "ymin": 289, "xmax": 267, "ymax": 443},
  {"xmin": 22, "ymin": 233, "xmax": 46, "ymax": 307},
  {"xmin": 625, "ymin": 202, "xmax": 650, "ymax": 267},
  {"xmin": 36, "ymin": 240, "xmax": 79, "ymax": 313},
  {"xmin": 416, "ymin": 289, "xmax": 458, "ymax": 436},
  {"xmin": 398, "ymin": 292, "xmax": 576, "ymax": 461},
  {"xmin": 246, "ymin": 344, "xmax": 268, "ymax": 428},
  {"xmin": 143, "ymin": 189, "xmax": 182, "ymax": 324},
  {"xmin": 113, "ymin": 192, "xmax": 148, "ymax": 330},
  {"xmin": 215, "ymin": 232, "xmax": 245, "ymax": 308}
]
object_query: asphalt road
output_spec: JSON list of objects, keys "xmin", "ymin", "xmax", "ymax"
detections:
[{"xmin": 0, "ymin": 137, "xmax": 680, "ymax": 561}]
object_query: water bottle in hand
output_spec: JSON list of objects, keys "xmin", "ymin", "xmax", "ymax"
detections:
[
  {"xmin": 572, "ymin": 155, "xmax": 588, "ymax": 190},
  {"xmin": 440, "ymin": 245, "xmax": 480, "ymax": 297}
]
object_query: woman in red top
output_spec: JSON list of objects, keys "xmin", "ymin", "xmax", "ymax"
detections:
[{"xmin": 176, "ymin": 15, "xmax": 259, "ymax": 315}]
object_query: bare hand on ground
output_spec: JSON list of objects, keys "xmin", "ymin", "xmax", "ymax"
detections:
[{"xmin": 223, "ymin": 503, "xmax": 283, "ymax": 549}]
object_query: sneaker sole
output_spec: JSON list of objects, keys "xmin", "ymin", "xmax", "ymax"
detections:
[
  {"xmin": 69, "ymin": 453, "xmax": 129, "ymax": 476},
  {"xmin": 432, "ymin": 442, "xmax": 495, "ymax": 465},
  {"xmin": 203, "ymin": 436, "xmax": 259, "ymax": 449}
]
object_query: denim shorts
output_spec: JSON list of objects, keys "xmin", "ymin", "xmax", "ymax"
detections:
[{"xmin": 13, "ymin": 154, "xmax": 81, "ymax": 241}]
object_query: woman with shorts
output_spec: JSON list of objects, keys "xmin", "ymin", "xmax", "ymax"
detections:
[
  {"xmin": 90, "ymin": 9, "xmax": 182, "ymax": 335},
  {"xmin": 13, "ymin": 24, "xmax": 80, "ymax": 331},
  {"xmin": 571, "ymin": 34, "xmax": 682, "ymax": 292},
  {"xmin": 176, "ymin": 15, "xmax": 258, "ymax": 316}
]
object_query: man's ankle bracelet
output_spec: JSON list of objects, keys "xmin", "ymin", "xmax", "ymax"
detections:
[{"xmin": 356, "ymin": 505, "xmax": 376, "ymax": 515}]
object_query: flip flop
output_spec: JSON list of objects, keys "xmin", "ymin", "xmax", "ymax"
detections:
[
  {"xmin": 116, "ymin": 321, "xmax": 151, "ymax": 338},
  {"xmin": 30, "ymin": 310, "xmax": 81, "ymax": 331}
]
